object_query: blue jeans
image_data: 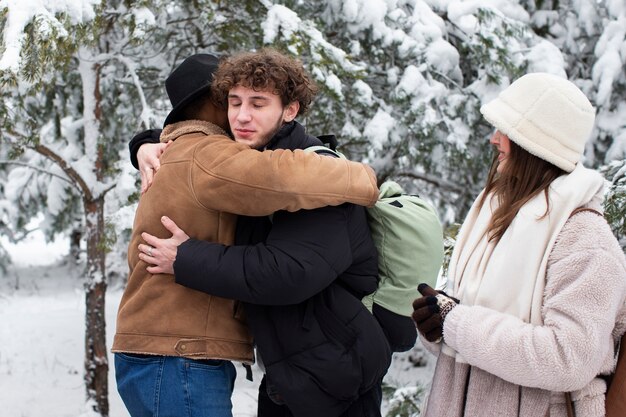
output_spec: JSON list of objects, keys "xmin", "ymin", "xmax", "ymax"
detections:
[{"xmin": 115, "ymin": 353, "xmax": 236, "ymax": 417}]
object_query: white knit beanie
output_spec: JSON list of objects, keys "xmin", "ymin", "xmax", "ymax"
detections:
[{"xmin": 480, "ymin": 73, "xmax": 595, "ymax": 172}]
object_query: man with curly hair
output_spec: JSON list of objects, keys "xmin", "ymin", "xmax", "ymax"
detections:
[
  {"xmin": 136, "ymin": 49, "xmax": 413, "ymax": 417},
  {"xmin": 211, "ymin": 49, "xmax": 318, "ymax": 150}
]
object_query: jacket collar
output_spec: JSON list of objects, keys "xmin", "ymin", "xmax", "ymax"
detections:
[
  {"xmin": 265, "ymin": 121, "xmax": 322, "ymax": 151},
  {"xmin": 160, "ymin": 119, "xmax": 229, "ymax": 143}
]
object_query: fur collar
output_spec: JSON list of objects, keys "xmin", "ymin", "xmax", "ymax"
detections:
[{"xmin": 160, "ymin": 120, "xmax": 229, "ymax": 143}]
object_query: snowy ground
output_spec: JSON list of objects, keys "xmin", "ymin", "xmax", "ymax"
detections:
[{"xmin": 0, "ymin": 231, "xmax": 434, "ymax": 416}]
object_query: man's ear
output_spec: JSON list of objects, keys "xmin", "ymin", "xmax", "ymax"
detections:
[{"xmin": 282, "ymin": 101, "xmax": 300, "ymax": 123}]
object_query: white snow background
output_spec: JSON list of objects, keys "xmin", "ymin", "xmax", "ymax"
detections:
[{"xmin": 0, "ymin": 226, "xmax": 435, "ymax": 416}]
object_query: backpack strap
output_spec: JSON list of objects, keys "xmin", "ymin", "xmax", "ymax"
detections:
[
  {"xmin": 304, "ymin": 145, "xmax": 346, "ymax": 159},
  {"xmin": 564, "ymin": 392, "xmax": 576, "ymax": 417},
  {"xmin": 569, "ymin": 207, "xmax": 604, "ymax": 219}
]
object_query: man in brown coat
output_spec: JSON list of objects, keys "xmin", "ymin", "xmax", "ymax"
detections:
[{"xmin": 112, "ymin": 53, "xmax": 379, "ymax": 417}]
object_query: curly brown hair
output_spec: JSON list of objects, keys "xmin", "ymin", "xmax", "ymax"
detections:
[{"xmin": 212, "ymin": 48, "xmax": 318, "ymax": 116}]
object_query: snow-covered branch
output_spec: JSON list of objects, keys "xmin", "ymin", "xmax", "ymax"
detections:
[
  {"xmin": 115, "ymin": 55, "xmax": 156, "ymax": 129},
  {"xmin": 32, "ymin": 143, "xmax": 92, "ymax": 201},
  {"xmin": 0, "ymin": 160, "xmax": 78, "ymax": 190},
  {"xmin": 396, "ymin": 171, "xmax": 467, "ymax": 194}
]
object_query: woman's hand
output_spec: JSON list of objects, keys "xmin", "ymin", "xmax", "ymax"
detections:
[
  {"xmin": 138, "ymin": 141, "xmax": 172, "ymax": 193},
  {"xmin": 412, "ymin": 283, "xmax": 459, "ymax": 343},
  {"xmin": 138, "ymin": 216, "xmax": 190, "ymax": 275}
]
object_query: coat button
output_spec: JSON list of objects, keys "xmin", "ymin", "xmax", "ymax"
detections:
[{"xmin": 180, "ymin": 344, "xmax": 186, "ymax": 351}]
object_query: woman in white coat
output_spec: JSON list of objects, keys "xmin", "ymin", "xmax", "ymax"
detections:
[{"xmin": 412, "ymin": 72, "xmax": 626, "ymax": 417}]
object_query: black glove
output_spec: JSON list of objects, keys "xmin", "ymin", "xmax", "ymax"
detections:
[
  {"xmin": 411, "ymin": 283, "xmax": 459, "ymax": 343},
  {"xmin": 129, "ymin": 129, "xmax": 162, "ymax": 169}
]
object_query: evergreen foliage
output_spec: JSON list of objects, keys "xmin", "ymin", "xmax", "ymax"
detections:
[
  {"xmin": 601, "ymin": 159, "xmax": 626, "ymax": 249},
  {"xmin": 382, "ymin": 380, "xmax": 425, "ymax": 417}
]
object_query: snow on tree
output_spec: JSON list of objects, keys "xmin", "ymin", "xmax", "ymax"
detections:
[
  {"xmin": 254, "ymin": 0, "xmax": 625, "ymax": 220},
  {"xmin": 601, "ymin": 159, "xmax": 626, "ymax": 249},
  {"xmin": 0, "ymin": 1, "xmax": 171, "ymax": 415}
]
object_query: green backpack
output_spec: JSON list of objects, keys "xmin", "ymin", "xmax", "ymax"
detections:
[
  {"xmin": 362, "ymin": 180, "xmax": 444, "ymax": 316},
  {"xmin": 305, "ymin": 146, "xmax": 444, "ymax": 317}
]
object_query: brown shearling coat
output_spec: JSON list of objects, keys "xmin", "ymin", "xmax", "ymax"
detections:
[{"xmin": 112, "ymin": 120, "xmax": 379, "ymax": 363}]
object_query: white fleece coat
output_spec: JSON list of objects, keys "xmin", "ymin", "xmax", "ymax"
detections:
[{"xmin": 422, "ymin": 211, "xmax": 626, "ymax": 417}]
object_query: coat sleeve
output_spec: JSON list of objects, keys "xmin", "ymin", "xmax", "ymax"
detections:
[
  {"xmin": 442, "ymin": 214, "xmax": 626, "ymax": 392},
  {"xmin": 372, "ymin": 302, "xmax": 417, "ymax": 352},
  {"xmin": 191, "ymin": 141, "xmax": 379, "ymax": 215},
  {"xmin": 174, "ymin": 206, "xmax": 354, "ymax": 305}
]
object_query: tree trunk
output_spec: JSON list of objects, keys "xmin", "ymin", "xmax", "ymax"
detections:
[{"xmin": 84, "ymin": 196, "xmax": 109, "ymax": 416}]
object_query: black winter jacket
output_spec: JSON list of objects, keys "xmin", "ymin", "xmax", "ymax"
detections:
[{"xmin": 173, "ymin": 122, "xmax": 391, "ymax": 417}]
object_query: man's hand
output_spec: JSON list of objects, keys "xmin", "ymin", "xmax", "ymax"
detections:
[
  {"xmin": 138, "ymin": 141, "xmax": 172, "ymax": 194},
  {"xmin": 138, "ymin": 216, "xmax": 190, "ymax": 275}
]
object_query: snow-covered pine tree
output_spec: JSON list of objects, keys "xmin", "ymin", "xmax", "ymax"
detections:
[
  {"xmin": 526, "ymin": 0, "xmax": 626, "ymax": 165},
  {"xmin": 237, "ymin": 0, "xmax": 548, "ymax": 218},
  {"xmin": 239, "ymin": 0, "xmax": 626, "ymax": 223},
  {"xmin": 0, "ymin": 1, "xmax": 178, "ymax": 414}
]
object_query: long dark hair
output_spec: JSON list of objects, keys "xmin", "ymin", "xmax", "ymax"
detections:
[{"xmin": 479, "ymin": 139, "xmax": 566, "ymax": 242}]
